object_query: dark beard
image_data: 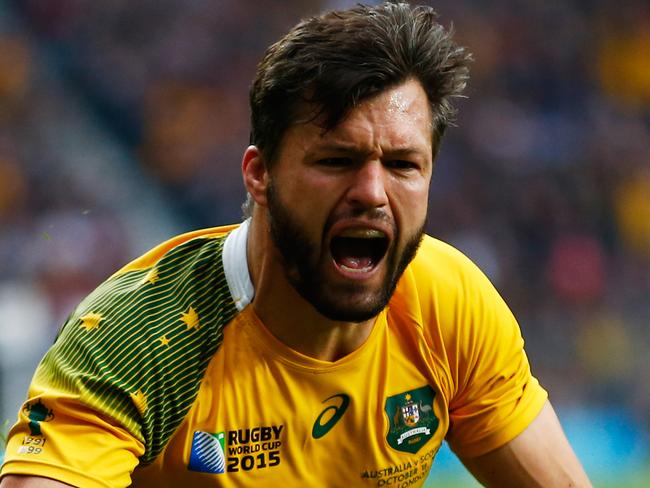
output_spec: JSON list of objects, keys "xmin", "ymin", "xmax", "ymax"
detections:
[{"xmin": 266, "ymin": 182, "xmax": 424, "ymax": 322}]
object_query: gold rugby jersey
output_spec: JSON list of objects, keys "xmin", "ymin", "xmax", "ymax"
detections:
[{"xmin": 1, "ymin": 220, "xmax": 547, "ymax": 487}]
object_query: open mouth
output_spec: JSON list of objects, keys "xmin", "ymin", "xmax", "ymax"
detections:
[{"xmin": 330, "ymin": 228, "xmax": 389, "ymax": 273}]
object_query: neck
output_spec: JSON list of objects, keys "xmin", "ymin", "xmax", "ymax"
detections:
[{"xmin": 246, "ymin": 211, "xmax": 376, "ymax": 362}]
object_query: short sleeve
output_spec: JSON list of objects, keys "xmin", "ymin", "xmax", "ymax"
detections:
[{"xmin": 1, "ymin": 394, "xmax": 144, "ymax": 488}]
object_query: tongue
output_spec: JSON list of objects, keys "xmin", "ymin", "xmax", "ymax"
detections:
[{"xmin": 338, "ymin": 256, "xmax": 373, "ymax": 270}]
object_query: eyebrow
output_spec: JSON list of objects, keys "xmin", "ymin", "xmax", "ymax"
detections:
[{"xmin": 305, "ymin": 143, "xmax": 427, "ymax": 160}]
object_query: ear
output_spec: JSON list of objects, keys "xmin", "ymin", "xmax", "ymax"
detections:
[{"xmin": 242, "ymin": 145, "xmax": 269, "ymax": 207}]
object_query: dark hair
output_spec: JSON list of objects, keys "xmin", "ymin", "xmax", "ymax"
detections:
[{"xmin": 249, "ymin": 2, "xmax": 472, "ymax": 165}]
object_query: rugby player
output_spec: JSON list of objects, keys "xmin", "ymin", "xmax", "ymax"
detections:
[{"xmin": 1, "ymin": 3, "xmax": 591, "ymax": 486}]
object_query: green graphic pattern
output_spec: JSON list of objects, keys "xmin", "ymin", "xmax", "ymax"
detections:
[{"xmin": 33, "ymin": 235, "xmax": 238, "ymax": 465}]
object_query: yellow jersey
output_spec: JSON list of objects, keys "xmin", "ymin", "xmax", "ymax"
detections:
[{"xmin": 1, "ymin": 221, "xmax": 547, "ymax": 487}]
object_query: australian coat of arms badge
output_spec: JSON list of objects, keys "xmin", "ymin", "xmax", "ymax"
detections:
[{"xmin": 384, "ymin": 385, "xmax": 438, "ymax": 454}]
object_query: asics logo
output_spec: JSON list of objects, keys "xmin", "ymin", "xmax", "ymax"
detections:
[{"xmin": 311, "ymin": 393, "xmax": 350, "ymax": 439}]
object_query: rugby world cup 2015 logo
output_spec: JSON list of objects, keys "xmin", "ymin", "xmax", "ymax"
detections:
[
  {"xmin": 188, "ymin": 431, "xmax": 226, "ymax": 474},
  {"xmin": 385, "ymin": 385, "xmax": 438, "ymax": 454}
]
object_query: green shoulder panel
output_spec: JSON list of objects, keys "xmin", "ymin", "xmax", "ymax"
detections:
[{"xmin": 34, "ymin": 235, "xmax": 238, "ymax": 465}]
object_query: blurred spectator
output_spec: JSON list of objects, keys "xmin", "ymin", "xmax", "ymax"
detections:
[
  {"xmin": 0, "ymin": 158, "xmax": 27, "ymax": 223},
  {"xmin": 576, "ymin": 309, "xmax": 635, "ymax": 406},
  {"xmin": 597, "ymin": 2, "xmax": 650, "ymax": 107},
  {"xmin": 0, "ymin": 35, "xmax": 32, "ymax": 113},
  {"xmin": 546, "ymin": 234, "xmax": 607, "ymax": 305},
  {"xmin": 614, "ymin": 168, "xmax": 650, "ymax": 259}
]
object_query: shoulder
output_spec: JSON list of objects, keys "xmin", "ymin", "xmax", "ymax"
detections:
[
  {"xmin": 409, "ymin": 234, "xmax": 490, "ymax": 288},
  {"xmin": 64, "ymin": 224, "xmax": 240, "ymax": 351},
  {"xmin": 112, "ymin": 223, "xmax": 240, "ymax": 277},
  {"xmin": 40, "ymin": 224, "xmax": 242, "ymax": 463},
  {"xmin": 394, "ymin": 234, "xmax": 497, "ymax": 314},
  {"xmin": 60, "ymin": 223, "xmax": 242, "ymax": 390},
  {"xmin": 391, "ymin": 234, "xmax": 516, "ymax": 350}
]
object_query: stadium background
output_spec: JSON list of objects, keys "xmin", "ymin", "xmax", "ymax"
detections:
[{"xmin": 0, "ymin": 0, "xmax": 648, "ymax": 485}]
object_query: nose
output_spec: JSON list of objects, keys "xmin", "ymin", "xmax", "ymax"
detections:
[{"xmin": 345, "ymin": 160, "xmax": 389, "ymax": 209}]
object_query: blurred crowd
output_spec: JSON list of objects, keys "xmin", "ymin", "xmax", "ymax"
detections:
[{"xmin": 0, "ymin": 0, "xmax": 649, "ymax": 449}]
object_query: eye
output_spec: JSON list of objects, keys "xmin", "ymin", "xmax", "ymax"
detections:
[{"xmin": 385, "ymin": 159, "xmax": 418, "ymax": 171}]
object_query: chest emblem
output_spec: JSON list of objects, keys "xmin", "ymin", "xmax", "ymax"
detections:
[{"xmin": 384, "ymin": 385, "xmax": 438, "ymax": 454}]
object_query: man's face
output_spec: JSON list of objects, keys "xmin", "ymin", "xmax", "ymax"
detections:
[{"xmin": 266, "ymin": 79, "xmax": 433, "ymax": 322}]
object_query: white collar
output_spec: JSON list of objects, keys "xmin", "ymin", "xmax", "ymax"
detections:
[{"xmin": 222, "ymin": 218, "xmax": 255, "ymax": 311}]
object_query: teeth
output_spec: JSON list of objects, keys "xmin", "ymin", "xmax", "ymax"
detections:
[
  {"xmin": 338, "ymin": 228, "xmax": 386, "ymax": 238},
  {"xmin": 340, "ymin": 264, "xmax": 373, "ymax": 273}
]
